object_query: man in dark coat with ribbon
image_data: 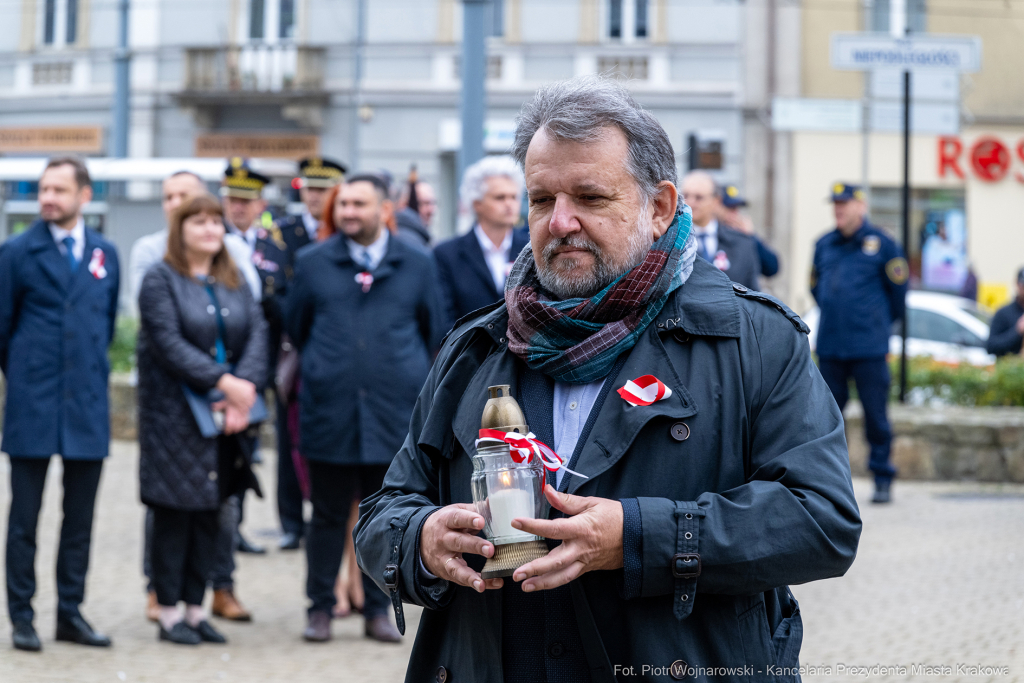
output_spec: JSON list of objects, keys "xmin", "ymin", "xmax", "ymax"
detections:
[
  {"xmin": 0, "ymin": 157, "xmax": 119, "ymax": 651},
  {"xmin": 287, "ymin": 174, "xmax": 445, "ymax": 643},
  {"xmin": 355, "ymin": 75, "xmax": 861, "ymax": 683}
]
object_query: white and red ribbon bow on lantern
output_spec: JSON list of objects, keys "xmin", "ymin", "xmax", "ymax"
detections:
[
  {"xmin": 87, "ymin": 248, "xmax": 107, "ymax": 280},
  {"xmin": 617, "ymin": 375, "xmax": 672, "ymax": 407},
  {"xmin": 476, "ymin": 429, "xmax": 589, "ymax": 480}
]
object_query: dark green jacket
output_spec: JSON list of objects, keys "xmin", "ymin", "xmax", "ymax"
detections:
[{"xmin": 355, "ymin": 258, "xmax": 861, "ymax": 682}]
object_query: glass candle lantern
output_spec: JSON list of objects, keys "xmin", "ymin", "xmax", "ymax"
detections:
[{"xmin": 472, "ymin": 385, "xmax": 550, "ymax": 579}]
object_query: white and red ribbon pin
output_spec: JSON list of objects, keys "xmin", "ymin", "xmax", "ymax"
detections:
[
  {"xmin": 87, "ymin": 248, "xmax": 107, "ymax": 279},
  {"xmin": 617, "ymin": 375, "xmax": 672, "ymax": 407},
  {"xmin": 354, "ymin": 271, "xmax": 373, "ymax": 293},
  {"xmin": 476, "ymin": 429, "xmax": 589, "ymax": 480}
]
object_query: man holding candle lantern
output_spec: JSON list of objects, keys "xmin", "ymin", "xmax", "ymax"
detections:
[{"xmin": 356, "ymin": 76, "xmax": 861, "ymax": 682}]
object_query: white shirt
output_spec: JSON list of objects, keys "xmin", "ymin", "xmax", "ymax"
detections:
[
  {"xmin": 474, "ymin": 224, "xmax": 514, "ymax": 292},
  {"xmin": 693, "ymin": 218, "xmax": 719, "ymax": 257},
  {"xmin": 302, "ymin": 209, "xmax": 319, "ymax": 241},
  {"xmin": 49, "ymin": 219, "xmax": 85, "ymax": 263},
  {"xmin": 231, "ymin": 224, "xmax": 259, "ymax": 250},
  {"xmin": 347, "ymin": 229, "xmax": 389, "ymax": 271}
]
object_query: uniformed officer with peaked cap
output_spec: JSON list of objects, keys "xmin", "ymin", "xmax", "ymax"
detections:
[
  {"xmin": 259, "ymin": 156, "xmax": 346, "ymax": 550},
  {"xmin": 812, "ymin": 182, "xmax": 909, "ymax": 504}
]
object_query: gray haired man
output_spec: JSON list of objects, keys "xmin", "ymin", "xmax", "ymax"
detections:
[
  {"xmin": 433, "ymin": 155, "xmax": 530, "ymax": 332},
  {"xmin": 356, "ymin": 76, "xmax": 860, "ymax": 681}
]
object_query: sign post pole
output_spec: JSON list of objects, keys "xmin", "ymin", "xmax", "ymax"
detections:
[{"xmin": 900, "ymin": 67, "xmax": 911, "ymax": 403}]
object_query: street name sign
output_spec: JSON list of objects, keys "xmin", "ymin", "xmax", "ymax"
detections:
[{"xmin": 831, "ymin": 33, "xmax": 982, "ymax": 73}]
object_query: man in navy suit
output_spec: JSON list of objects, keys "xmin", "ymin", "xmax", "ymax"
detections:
[
  {"xmin": 433, "ymin": 156, "xmax": 529, "ymax": 332},
  {"xmin": 0, "ymin": 156, "xmax": 120, "ymax": 651}
]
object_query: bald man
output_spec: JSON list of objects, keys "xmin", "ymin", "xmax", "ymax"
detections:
[{"xmin": 681, "ymin": 171, "xmax": 761, "ymax": 290}]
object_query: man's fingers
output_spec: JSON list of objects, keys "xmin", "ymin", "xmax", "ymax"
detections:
[
  {"xmin": 512, "ymin": 544, "xmax": 576, "ymax": 582},
  {"xmin": 543, "ymin": 485, "xmax": 592, "ymax": 516},
  {"xmin": 445, "ymin": 506, "xmax": 485, "ymax": 531},
  {"xmin": 520, "ymin": 560, "xmax": 586, "ymax": 593},
  {"xmin": 442, "ymin": 530, "xmax": 493, "ymax": 558},
  {"xmin": 511, "ymin": 515, "xmax": 573, "ymax": 540},
  {"xmin": 483, "ymin": 578, "xmax": 504, "ymax": 590},
  {"xmin": 444, "ymin": 555, "xmax": 487, "ymax": 593}
]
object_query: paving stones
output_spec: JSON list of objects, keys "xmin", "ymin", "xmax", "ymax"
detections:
[{"xmin": 0, "ymin": 443, "xmax": 1020, "ymax": 682}]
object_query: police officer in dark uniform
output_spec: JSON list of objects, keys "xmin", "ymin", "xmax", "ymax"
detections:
[
  {"xmin": 255, "ymin": 157, "xmax": 346, "ymax": 551},
  {"xmin": 985, "ymin": 267, "xmax": 1024, "ymax": 358},
  {"xmin": 812, "ymin": 183, "xmax": 909, "ymax": 504}
]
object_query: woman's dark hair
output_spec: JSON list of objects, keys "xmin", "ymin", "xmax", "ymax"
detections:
[{"xmin": 165, "ymin": 192, "xmax": 240, "ymax": 289}]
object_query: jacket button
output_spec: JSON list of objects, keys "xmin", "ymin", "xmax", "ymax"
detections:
[
  {"xmin": 208, "ymin": 471, "xmax": 218, "ymax": 481},
  {"xmin": 208, "ymin": 305, "xmax": 216, "ymax": 314},
  {"xmin": 435, "ymin": 666, "xmax": 449, "ymax": 683},
  {"xmin": 670, "ymin": 422, "xmax": 690, "ymax": 442},
  {"xmin": 548, "ymin": 642, "xmax": 564, "ymax": 658},
  {"xmin": 670, "ymin": 660, "xmax": 688, "ymax": 680}
]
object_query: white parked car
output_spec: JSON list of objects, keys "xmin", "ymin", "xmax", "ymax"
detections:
[{"xmin": 804, "ymin": 291, "xmax": 995, "ymax": 366}]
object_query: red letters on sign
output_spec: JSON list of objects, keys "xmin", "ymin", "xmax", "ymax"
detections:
[
  {"xmin": 1017, "ymin": 141, "xmax": 1024, "ymax": 184},
  {"xmin": 938, "ymin": 136, "xmax": 965, "ymax": 179},
  {"xmin": 970, "ymin": 137, "xmax": 1011, "ymax": 182}
]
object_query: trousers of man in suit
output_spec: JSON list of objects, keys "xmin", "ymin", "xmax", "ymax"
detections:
[{"xmin": 6, "ymin": 458, "xmax": 103, "ymax": 623}]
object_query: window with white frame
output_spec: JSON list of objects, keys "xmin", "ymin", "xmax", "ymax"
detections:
[
  {"xmin": 40, "ymin": 0, "xmax": 80, "ymax": 48},
  {"xmin": 248, "ymin": 0, "xmax": 296, "ymax": 42},
  {"xmin": 608, "ymin": 0, "xmax": 649, "ymax": 42}
]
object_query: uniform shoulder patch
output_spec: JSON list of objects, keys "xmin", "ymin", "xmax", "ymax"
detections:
[
  {"xmin": 886, "ymin": 257, "xmax": 909, "ymax": 285},
  {"xmin": 732, "ymin": 284, "xmax": 810, "ymax": 334}
]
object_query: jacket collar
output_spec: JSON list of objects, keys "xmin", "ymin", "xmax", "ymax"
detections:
[
  {"xmin": 326, "ymin": 230, "xmax": 407, "ymax": 283},
  {"xmin": 458, "ymin": 227, "xmax": 501, "ymax": 298},
  {"xmin": 25, "ymin": 219, "xmax": 74, "ymax": 292}
]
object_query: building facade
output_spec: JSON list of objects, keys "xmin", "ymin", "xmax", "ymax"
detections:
[
  {"xmin": 1, "ymin": 0, "xmax": 756, "ymax": 283},
  {"xmin": 785, "ymin": 0, "xmax": 1024, "ymax": 316}
]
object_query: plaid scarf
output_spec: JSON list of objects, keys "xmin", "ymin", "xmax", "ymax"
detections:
[{"xmin": 505, "ymin": 208, "xmax": 696, "ymax": 383}]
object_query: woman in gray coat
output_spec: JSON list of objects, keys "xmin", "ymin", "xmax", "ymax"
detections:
[{"xmin": 137, "ymin": 193, "xmax": 267, "ymax": 645}]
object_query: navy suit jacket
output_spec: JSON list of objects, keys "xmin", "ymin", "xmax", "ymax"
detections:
[
  {"xmin": 286, "ymin": 233, "xmax": 444, "ymax": 465},
  {"xmin": 433, "ymin": 226, "xmax": 530, "ymax": 333},
  {"xmin": 0, "ymin": 220, "xmax": 120, "ymax": 459}
]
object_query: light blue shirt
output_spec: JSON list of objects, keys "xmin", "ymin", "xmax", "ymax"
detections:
[
  {"xmin": 551, "ymin": 378, "xmax": 607, "ymax": 488},
  {"xmin": 347, "ymin": 229, "xmax": 389, "ymax": 271}
]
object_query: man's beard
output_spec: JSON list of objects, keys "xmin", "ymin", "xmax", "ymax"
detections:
[
  {"xmin": 536, "ymin": 208, "xmax": 653, "ymax": 300},
  {"xmin": 40, "ymin": 205, "xmax": 78, "ymax": 227}
]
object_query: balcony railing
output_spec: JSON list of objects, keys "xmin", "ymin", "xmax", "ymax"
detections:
[{"xmin": 184, "ymin": 45, "xmax": 325, "ymax": 94}]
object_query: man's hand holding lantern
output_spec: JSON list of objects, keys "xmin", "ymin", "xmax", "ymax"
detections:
[
  {"xmin": 420, "ymin": 504, "xmax": 507, "ymax": 592},
  {"xmin": 510, "ymin": 485, "xmax": 624, "ymax": 592}
]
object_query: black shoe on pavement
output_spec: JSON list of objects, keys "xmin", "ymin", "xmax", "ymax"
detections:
[
  {"xmin": 56, "ymin": 614, "xmax": 111, "ymax": 647},
  {"xmin": 278, "ymin": 532, "xmax": 302, "ymax": 551},
  {"xmin": 189, "ymin": 620, "xmax": 227, "ymax": 644},
  {"xmin": 235, "ymin": 533, "xmax": 266, "ymax": 554},
  {"xmin": 12, "ymin": 621, "xmax": 41, "ymax": 652},
  {"xmin": 303, "ymin": 611, "xmax": 332, "ymax": 642},
  {"xmin": 872, "ymin": 479, "xmax": 892, "ymax": 504},
  {"xmin": 159, "ymin": 622, "xmax": 201, "ymax": 645}
]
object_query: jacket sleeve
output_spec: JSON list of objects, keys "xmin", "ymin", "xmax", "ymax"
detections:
[
  {"xmin": 231, "ymin": 290, "xmax": 270, "ymax": 390},
  {"xmin": 810, "ymin": 241, "xmax": 822, "ymax": 304},
  {"xmin": 129, "ymin": 235, "xmax": 161, "ymax": 305},
  {"xmin": 630, "ymin": 306, "xmax": 862, "ymax": 601},
  {"xmin": 0, "ymin": 243, "xmax": 19, "ymax": 374},
  {"xmin": 138, "ymin": 266, "xmax": 228, "ymax": 392},
  {"xmin": 882, "ymin": 239, "xmax": 909, "ymax": 322},
  {"xmin": 433, "ymin": 249, "xmax": 459, "ymax": 336},
  {"xmin": 419, "ymin": 257, "xmax": 447, "ymax": 356},
  {"xmin": 285, "ymin": 253, "xmax": 315, "ymax": 351},
  {"xmin": 986, "ymin": 307, "xmax": 1022, "ymax": 357},
  {"xmin": 756, "ymin": 238, "xmax": 780, "ymax": 278},
  {"xmin": 106, "ymin": 247, "xmax": 121, "ymax": 347},
  {"xmin": 354, "ymin": 354, "xmax": 457, "ymax": 612}
]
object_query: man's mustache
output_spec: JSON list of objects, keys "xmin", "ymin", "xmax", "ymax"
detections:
[{"xmin": 542, "ymin": 235, "xmax": 601, "ymax": 263}]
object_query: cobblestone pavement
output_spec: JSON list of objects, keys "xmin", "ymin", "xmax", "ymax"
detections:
[{"xmin": 0, "ymin": 442, "xmax": 1021, "ymax": 682}]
